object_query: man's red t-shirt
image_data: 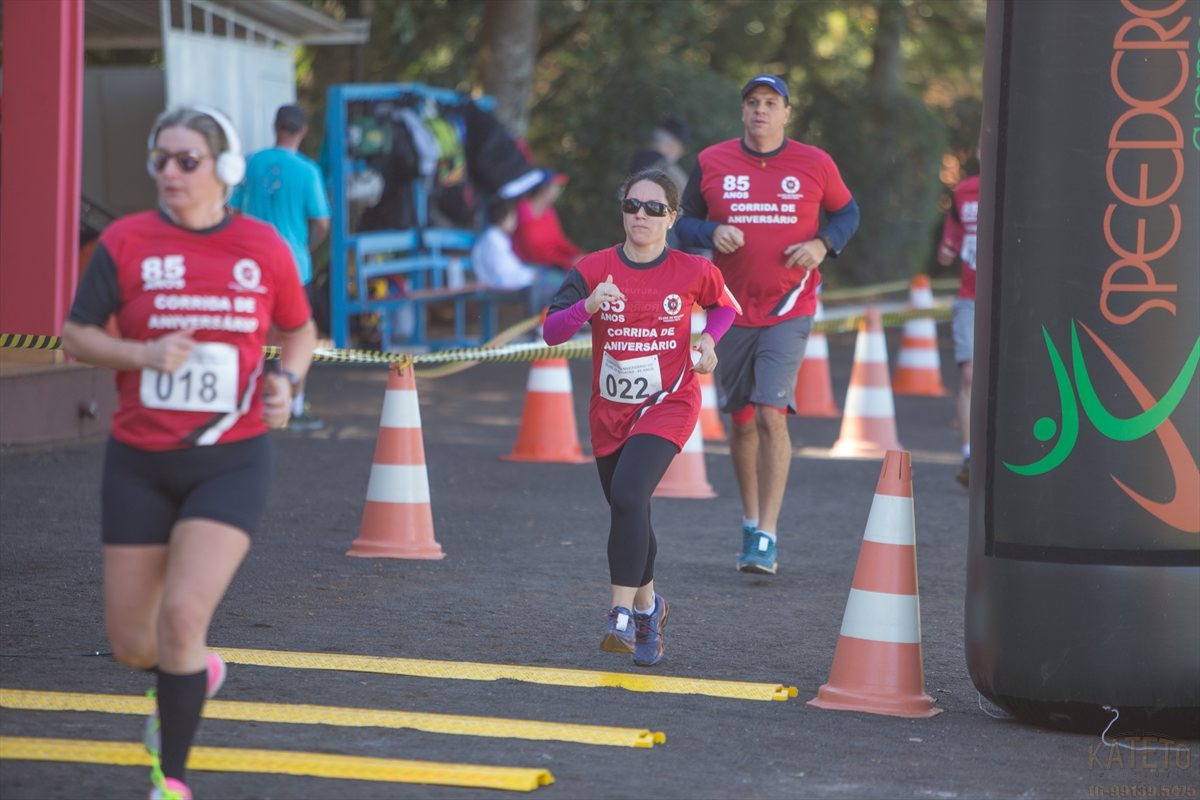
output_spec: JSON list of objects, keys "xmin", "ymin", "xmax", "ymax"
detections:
[
  {"xmin": 940, "ymin": 175, "xmax": 980, "ymax": 300},
  {"xmin": 694, "ymin": 139, "xmax": 852, "ymax": 326}
]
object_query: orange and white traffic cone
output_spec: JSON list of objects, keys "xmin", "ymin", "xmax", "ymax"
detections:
[
  {"xmin": 893, "ymin": 275, "xmax": 947, "ymax": 396},
  {"xmin": 830, "ymin": 307, "xmax": 902, "ymax": 457},
  {"xmin": 653, "ymin": 420, "xmax": 717, "ymax": 499},
  {"xmin": 690, "ymin": 305, "xmax": 727, "ymax": 441},
  {"xmin": 502, "ymin": 358, "xmax": 590, "ymax": 463},
  {"xmin": 808, "ymin": 450, "xmax": 941, "ymax": 718},
  {"xmin": 347, "ymin": 362, "xmax": 445, "ymax": 559},
  {"xmin": 794, "ymin": 298, "xmax": 840, "ymax": 418},
  {"xmin": 697, "ymin": 371, "xmax": 726, "ymax": 441}
]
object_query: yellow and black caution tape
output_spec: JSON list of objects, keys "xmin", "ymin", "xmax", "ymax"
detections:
[
  {"xmin": 0, "ymin": 736, "xmax": 554, "ymax": 792},
  {"xmin": 821, "ymin": 277, "xmax": 958, "ymax": 301},
  {"xmin": 0, "ymin": 334, "xmax": 62, "ymax": 352},
  {"xmin": 214, "ymin": 647, "xmax": 798, "ymax": 702},
  {"xmin": 0, "ymin": 688, "xmax": 664, "ymax": 749},
  {"xmin": 416, "ymin": 313, "xmax": 544, "ymax": 378},
  {"xmin": 815, "ymin": 304, "xmax": 952, "ymax": 335},
  {"xmin": 0, "ymin": 304, "xmax": 950, "ymax": 368}
]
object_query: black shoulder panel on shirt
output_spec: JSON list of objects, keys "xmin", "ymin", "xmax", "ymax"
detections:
[
  {"xmin": 548, "ymin": 268, "xmax": 590, "ymax": 313},
  {"xmin": 68, "ymin": 242, "xmax": 122, "ymax": 326}
]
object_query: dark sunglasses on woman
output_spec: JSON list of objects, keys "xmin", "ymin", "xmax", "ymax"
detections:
[
  {"xmin": 147, "ymin": 149, "xmax": 209, "ymax": 174},
  {"xmin": 621, "ymin": 198, "xmax": 671, "ymax": 217}
]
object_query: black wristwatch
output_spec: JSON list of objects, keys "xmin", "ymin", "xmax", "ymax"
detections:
[{"xmin": 818, "ymin": 233, "xmax": 835, "ymax": 255}]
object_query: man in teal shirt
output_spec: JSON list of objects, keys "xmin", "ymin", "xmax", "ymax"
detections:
[{"xmin": 234, "ymin": 104, "xmax": 331, "ymax": 430}]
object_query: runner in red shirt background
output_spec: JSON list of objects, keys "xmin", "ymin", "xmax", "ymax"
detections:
[
  {"xmin": 676, "ymin": 74, "xmax": 860, "ymax": 575},
  {"xmin": 544, "ymin": 168, "xmax": 740, "ymax": 667},
  {"xmin": 937, "ymin": 166, "xmax": 980, "ymax": 488}
]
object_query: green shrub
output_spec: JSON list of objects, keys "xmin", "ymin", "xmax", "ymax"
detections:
[{"xmin": 799, "ymin": 81, "xmax": 948, "ymax": 288}]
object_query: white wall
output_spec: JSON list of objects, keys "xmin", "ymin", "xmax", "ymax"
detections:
[{"xmin": 163, "ymin": 30, "xmax": 296, "ymax": 155}]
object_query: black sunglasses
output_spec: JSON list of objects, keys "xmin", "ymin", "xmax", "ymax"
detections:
[
  {"xmin": 148, "ymin": 149, "xmax": 209, "ymax": 174},
  {"xmin": 621, "ymin": 198, "xmax": 672, "ymax": 217}
]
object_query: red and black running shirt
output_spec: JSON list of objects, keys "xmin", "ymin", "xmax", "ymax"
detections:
[
  {"xmin": 68, "ymin": 210, "xmax": 311, "ymax": 451},
  {"xmin": 939, "ymin": 175, "xmax": 980, "ymax": 301},
  {"xmin": 550, "ymin": 245, "xmax": 740, "ymax": 458}
]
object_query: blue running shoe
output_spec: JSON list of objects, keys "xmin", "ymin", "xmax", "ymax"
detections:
[
  {"xmin": 738, "ymin": 531, "xmax": 778, "ymax": 574},
  {"xmin": 739, "ymin": 524, "xmax": 756, "ymax": 567},
  {"xmin": 633, "ymin": 594, "xmax": 670, "ymax": 667},
  {"xmin": 600, "ymin": 606, "xmax": 636, "ymax": 653}
]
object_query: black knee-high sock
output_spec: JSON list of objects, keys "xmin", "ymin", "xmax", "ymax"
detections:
[{"xmin": 156, "ymin": 668, "xmax": 207, "ymax": 781}]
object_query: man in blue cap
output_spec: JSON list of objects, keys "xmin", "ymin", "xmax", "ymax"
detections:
[{"xmin": 676, "ymin": 74, "xmax": 861, "ymax": 576}]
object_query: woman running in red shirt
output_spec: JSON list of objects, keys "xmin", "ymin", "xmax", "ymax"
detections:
[
  {"xmin": 62, "ymin": 106, "xmax": 317, "ymax": 800},
  {"xmin": 543, "ymin": 168, "xmax": 740, "ymax": 666}
]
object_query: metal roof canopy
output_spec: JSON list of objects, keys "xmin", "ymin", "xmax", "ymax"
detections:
[{"xmin": 77, "ymin": 0, "xmax": 370, "ymax": 50}]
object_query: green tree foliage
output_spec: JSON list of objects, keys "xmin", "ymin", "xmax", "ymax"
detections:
[
  {"xmin": 301, "ymin": 0, "xmax": 985, "ymax": 285},
  {"xmin": 803, "ymin": 80, "xmax": 947, "ymax": 287}
]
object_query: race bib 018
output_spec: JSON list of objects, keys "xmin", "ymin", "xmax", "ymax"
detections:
[{"xmin": 140, "ymin": 341, "xmax": 239, "ymax": 413}]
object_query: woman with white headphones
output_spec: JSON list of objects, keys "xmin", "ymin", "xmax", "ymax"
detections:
[{"xmin": 62, "ymin": 106, "xmax": 317, "ymax": 800}]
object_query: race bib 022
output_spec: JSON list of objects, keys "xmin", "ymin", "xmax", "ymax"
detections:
[{"xmin": 600, "ymin": 351, "xmax": 663, "ymax": 405}]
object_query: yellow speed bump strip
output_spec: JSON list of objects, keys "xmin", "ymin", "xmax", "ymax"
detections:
[
  {"xmin": 215, "ymin": 647, "xmax": 798, "ymax": 702},
  {"xmin": 0, "ymin": 689, "xmax": 664, "ymax": 749},
  {"xmin": 0, "ymin": 736, "xmax": 553, "ymax": 792}
]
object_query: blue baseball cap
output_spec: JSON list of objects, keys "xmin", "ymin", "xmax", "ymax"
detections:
[{"xmin": 741, "ymin": 74, "xmax": 790, "ymax": 103}]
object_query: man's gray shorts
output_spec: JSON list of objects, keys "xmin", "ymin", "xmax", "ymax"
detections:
[
  {"xmin": 952, "ymin": 297, "xmax": 975, "ymax": 365},
  {"xmin": 714, "ymin": 315, "xmax": 813, "ymax": 413}
]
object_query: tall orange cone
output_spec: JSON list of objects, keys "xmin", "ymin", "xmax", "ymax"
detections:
[
  {"xmin": 653, "ymin": 420, "xmax": 717, "ymax": 499},
  {"xmin": 893, "ymin": 275, "xmax": 947, "ymax": 396},
  {"xmin": 502, "ymin": 358, "xmax": 590, "ymax": 463},
  {"xmin": 808, "ymin": 450, "xmax": 941, "ymax": 718},
  {"xmin": 830, "ymin": 307, "xmax": 902, "ymax": 457},
  {"xmin": 794, "ymin": 298, "xmax": 840, "ymax": 418},
  {"xmin": 347, "ymin": 362, "xmax": 445, "ymax": 559},
  {"xmin": 690, "ymin": 305, "xmax": 727, "ymax": 441},
  {"xmin": 697, "ymin": 371, "xmax": 726, "ymax": 441}
]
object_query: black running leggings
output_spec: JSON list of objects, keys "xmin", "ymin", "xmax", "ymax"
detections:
[{"xmin": 595, "ymin": 434, "xmax": 680, "ymax": 588}]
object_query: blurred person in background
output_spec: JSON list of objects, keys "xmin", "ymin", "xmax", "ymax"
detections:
[
  {"xmin": 233, "ymin": 104, "xmax": 330, "ymax": 431},
  {"xmin": 937, "ymin": 149, "xmax": 980, "ymax": 489},
  {"xmin": 511, "ymin": 168, "xmax": 583, "ymax": 270}
]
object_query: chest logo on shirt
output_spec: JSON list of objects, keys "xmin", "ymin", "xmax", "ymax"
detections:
[
  {"xmin": 141, "ymin": 255, "xmax": 187, "ymax": 291},
  {"xmin": 662, "ymin": 294, "xmax": 683, "ymax": 317},
  {"xmin": 230, "ymin": 259, "xmax": 267, "ymax": 294},
  {"xmin": 778, "ymin": 175, "xmax": 804, "ymax": 201}
]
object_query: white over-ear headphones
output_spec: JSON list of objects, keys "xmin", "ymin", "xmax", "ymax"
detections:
[{"xmin": 146, "ymin": 105, "xmax": 246, "ymax": 187}]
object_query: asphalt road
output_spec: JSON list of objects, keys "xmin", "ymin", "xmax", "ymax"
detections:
[{"xmin": 1, "ymin": 327, "xmax": 1195, "ymax": 799}]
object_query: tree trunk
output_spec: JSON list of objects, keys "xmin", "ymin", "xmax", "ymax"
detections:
[
  {"xmin": 347, "ymin": 0, "xmax": 374, "ymax": 83},
  {"xmin": 869, "ymin": 0, "xmax": 905, "ymax": 92},
  {"xmin": 478, "ymin": 0, "xmax": 539, "ymax": 139}
]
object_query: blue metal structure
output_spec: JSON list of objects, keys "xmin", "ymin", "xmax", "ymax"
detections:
[{"xmin": 325, "ymin": 83, "xmax": 497, "ymax": 350}]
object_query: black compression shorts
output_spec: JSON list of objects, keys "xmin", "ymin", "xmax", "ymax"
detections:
[{"xmin": 100, "ymin": 435, "xmax": 273, "ymax": 545}]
